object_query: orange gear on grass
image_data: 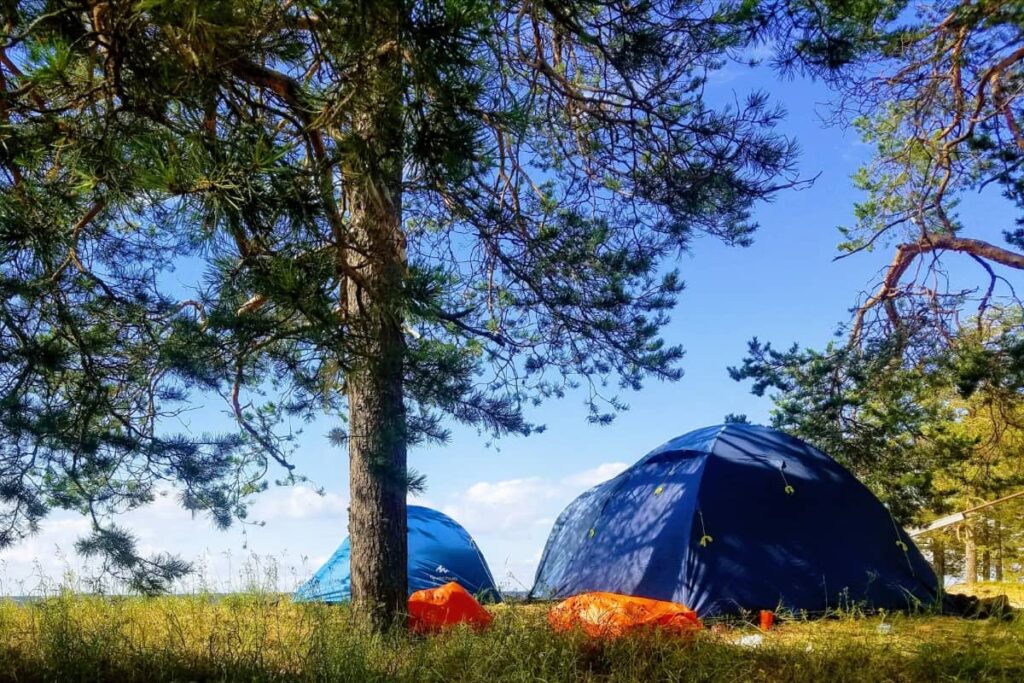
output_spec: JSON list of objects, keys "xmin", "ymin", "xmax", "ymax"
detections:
[
  {"xmin": 548, "ymin": 591, "xmax": 701, "ymax": 638},
  {"xmin": 407, "ymin": 581, "xmax": 493, "ymax": 633}
]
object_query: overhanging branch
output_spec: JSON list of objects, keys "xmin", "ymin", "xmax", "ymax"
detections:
[{"xmin": 851, "ymin": 232, "xmax": 1024, "ymax": 343}]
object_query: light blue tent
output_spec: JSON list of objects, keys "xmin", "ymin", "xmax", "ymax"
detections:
[
  {"xmin": 295, "ymin": 505, "xmax": 501, "ymax": 603},
  {"xmin": 530, "ymin": 424, "xmax": 937, "ymax": 616}
]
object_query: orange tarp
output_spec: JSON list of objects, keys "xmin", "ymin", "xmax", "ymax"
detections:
[
  {"xmin": 548, "ymin": 591, "xmax": 702, "ymax": 638},
  {"xmin": 407, "ymin": 581, "xmax": 493, "ymax": 633}
]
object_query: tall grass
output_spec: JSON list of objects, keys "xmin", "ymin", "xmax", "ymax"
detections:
[{"xmin": 0, "ymin": 590, "xmax": 1022, "ymax": 682}]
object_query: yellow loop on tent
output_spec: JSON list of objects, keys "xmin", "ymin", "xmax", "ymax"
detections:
[
  {"xmin": 654, "ymin": 484, "xmax": 665, "ymax": 496},
  {"xmin": 697, "ymin": 509, "xmax": 712, "ymax": 547},
  {"xmin": 588, "ymin": 528, "xmax": 596, "ymax": 539},
  {"xmin": 779, "ymin": 465, "xmax": 795, "ymax": 495}
]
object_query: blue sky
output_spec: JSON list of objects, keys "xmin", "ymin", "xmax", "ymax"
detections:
[{"xmin": 1, "ymin": 60, "xmax": 1018, "ymax": 596}]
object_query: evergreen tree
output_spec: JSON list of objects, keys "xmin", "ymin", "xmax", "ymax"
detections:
[
  {"xmin": 730, "ymin": 308, "xmax": 1024, "ymax": 524},
  {"xmin": 0, "ymin": 0, "xmax": 796, "ymax": 625},
  {"xmin": 757, "ymin": 0, "xmax": 1024, "ymax": 351}
]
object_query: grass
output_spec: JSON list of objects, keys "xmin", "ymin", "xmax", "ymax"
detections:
[
  {"xmin": 948, "ymin": 581, "xmax": 1024, "ymax": 607},
  {"xmin": 0, "ymin": 589, "xmax": 1021, "ymax": 682}
]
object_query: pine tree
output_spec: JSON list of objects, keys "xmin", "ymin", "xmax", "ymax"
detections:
[
  {"xmin": 0, "ymin": 0, "xmax": 796, "ymax": 626},
  {"xmin": 758, "ymin": 0, "xmax": 1024, "ymax": 351},
  {"xmin": 730, "ymin": 308, "xmax": 1024, "ymax": 525}
]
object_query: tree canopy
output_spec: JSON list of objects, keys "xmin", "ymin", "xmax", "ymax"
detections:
[
  {"xmin": 760, "ymin": 0, "xmax": 1024, "ymax": 350},
  {"xmin": 0, "ymin": 0, "xmax": 797, "ymax": 613}
]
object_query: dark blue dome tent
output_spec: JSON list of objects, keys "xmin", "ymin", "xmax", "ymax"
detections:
[
  {"xmin": 530, "ymin": 424, "xmax": 938, "ymax": 616},
  {"xmin": 295, "ymin": 505, "xmax": 501, "ymax": 603}
]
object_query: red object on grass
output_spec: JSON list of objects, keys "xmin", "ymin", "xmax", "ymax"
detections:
[
  {"xmin": 407, "ymin": 581, "xmax": 493, "ymax": 633},
  {"xmin": 759, "ymin": 610, "xmax": 775, "ymax": 630},
  {"xmin": 548, "ymin": 592, "xmax": 702, "ymax": 638}
]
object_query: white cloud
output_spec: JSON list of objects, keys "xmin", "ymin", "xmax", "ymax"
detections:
[
  {"xmin": 0, "ymin": 485, "xmax": 354, "ymax": 595},
  {"xmin": 561, "ymin": 462, "xmax": 628, "ymax": 488},
  {"xmin": 436, "ymin": 462, "xmax": 631, "ymax": 589},
  {"xmin": 251, "ymin": 486, "xmax": 347, "ymax": 521},
  {"xmin": 445, "ymin": 464, "xmax": 626, "ymax": 535},
  {"xmin": 440, "ymin": 476, "xmax": 562, "ymax": 537},
  {"xmin": 464, "ymin": 477, "xmax": 558, "ymax": 506},
  {"xmin": 0, "ymin": 461, "xmax": 633, "ymax": 595},
  {"xmin": 0, "ymin": 513, "xmax": 95, "ymax": 594},
  {"xmin": 0, "ymin": 515, "xmax": 90, "ymax": 565}
]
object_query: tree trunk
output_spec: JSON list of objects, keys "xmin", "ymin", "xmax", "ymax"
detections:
[
  {"xmin": 964, "ymin": 524, "xmax": 977, "ymax": 585},
  {"xmin": 344, "ymin": 0, "xmax": 408, "ymax": 630},
  {"xmin": 931, "ymin": 536, "xmax": 946, "ymax": 585},
  {"xmin": 994, "ymin": 519, "xmax": 1004, "ymax": 583},
  {"xmin": 981, "ymin": 517, "xmax": 991, "ymax": 582}
]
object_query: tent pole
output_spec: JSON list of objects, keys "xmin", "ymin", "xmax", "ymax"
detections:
[{"xmin": 907, "ymin": 488, "xmax": 1024, "ymax": 538}]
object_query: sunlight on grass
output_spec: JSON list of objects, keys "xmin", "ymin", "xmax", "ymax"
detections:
[
  {"xmin": 948, "ymin": 582, "xmax": 1024, "ymax": 608},
  {"xmin": 0, "ymin": 590, "xmax": 1021, "ymax": 682}
]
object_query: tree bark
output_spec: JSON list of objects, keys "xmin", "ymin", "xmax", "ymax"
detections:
[
  {"xmin": 981, "ymin": 519, "xmax": 991, "ymax": 582},
  {"xmin": 931, "ymin": 536, "xmax": 946, "ymax": 585},
  {"xmin": 994, "ymin": 519, "xmax": 1003, "ymax": 583},
  {"xmin": 344, "ymin": 0, "xmax": 408, "ymax": 630},
  {"xmin": 964, "ymin": 524, "xmax": 977, "ymax": 585}
]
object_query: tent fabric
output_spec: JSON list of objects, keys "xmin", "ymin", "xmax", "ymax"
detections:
[
  {"xmin": 408, "ymin": 581, "xmax": 493, "ymax": 633},
  {"xmin": 294, "ymin": 505, "xmax": 501, "ymax": 603},
  {"xmin": 530, "ymin": 424, "xmax": 938, "ymax": 616},
  {"xmin": 548, "ymin": 592, "xmax": 701, "ymax": 638}
]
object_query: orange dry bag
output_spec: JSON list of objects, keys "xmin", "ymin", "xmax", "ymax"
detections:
[
  {"xmin": 548, "ymin": 591, "xmax": 701, "ymax": 638},
  {"xmin": 407, "ymin": 581, "xmax": 493, "ymax": 633}
]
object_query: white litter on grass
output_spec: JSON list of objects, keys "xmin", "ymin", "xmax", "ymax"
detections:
[
  {"xmin": 877, "ymin": 623, "xmax": 893, "ymax": 635},
  {"xmin": 736, "ymin": 634, "xmax": 764, "ymax": 648}
]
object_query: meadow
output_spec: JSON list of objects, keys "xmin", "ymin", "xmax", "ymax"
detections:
[{"xmin": 0, "ymin": 585, "xmax": 1021, "ymax": 682}]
